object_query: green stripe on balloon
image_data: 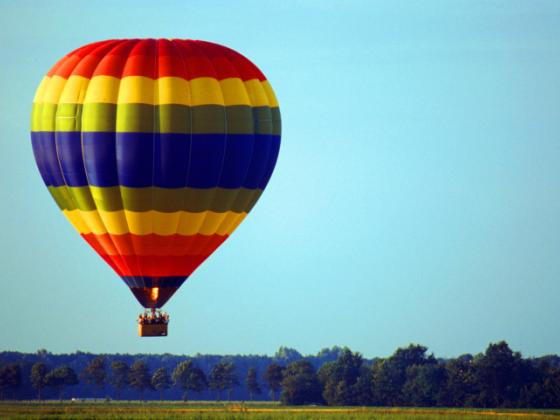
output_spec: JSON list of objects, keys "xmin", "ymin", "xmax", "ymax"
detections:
[
  {"xmin": 31, "ymin": 103, "xmax": 281, "ymax": 135},
  {"xmin": 48, "ymin": 186, "xmax": 263, "ymax": 213}
]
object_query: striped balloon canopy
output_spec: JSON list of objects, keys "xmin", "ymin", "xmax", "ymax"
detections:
[{"xmin": 31, "ymin": 39, "xmax": 281, "ymax": 309}]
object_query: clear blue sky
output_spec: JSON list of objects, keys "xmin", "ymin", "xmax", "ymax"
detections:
[{"xmin": 1, "ymin": 0, "xmax": 559, "ymax": 358}]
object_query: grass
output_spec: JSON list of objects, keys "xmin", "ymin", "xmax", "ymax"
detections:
[{"xmin": 0, "ymin": 401, "xmax": 559, "ymax": 420}]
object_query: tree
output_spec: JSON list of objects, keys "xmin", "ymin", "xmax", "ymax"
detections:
[
  {"xmin": 129, "ymin": 360, "xmax": 152, "ymax": 401},
  {"xmin": 80, "ymin": 356, "xmax": 106, "ymax": 398},
  {"xmin": 323, "ymin": 379, "xmax": 349, "ymax": 406},
  {"xmin": 246, "ymin": 367, "xmax": 262, "ymax": 401},
  {"xmin": 444, "ymin": 355, "xmax": 478, "ymax": 407},
  {"xmin": 110, "ymin": 361, "xmax": 130, "ymax": 400},
  {"xmin": 274, "ymin": 347, "xmax": 303, "ymax": 363},
  {"xmin": 280, "ymin": 360, "xmax": 323, "ymax": 405},
  {"xmin": 520, "ymin": 358, "xmax": 558, "ymax": 408},
  {"xmin": 263, "ymin": 363, "xmax": 285, "ymax": 401},
  {"xmin": 209, "ymin": 362, "xmax": 239, "ymax": 401},
  {"xmin": 0, "ymin": 364, "xmax": 21, "ymax": 400},
  {"xmin": 152, "ymin": 367, "xmax": 172, "ymax": 400},
  {"xmin": 36, "ymin": 349, "xmax": 50, "ymax": 358},
  {"xmin": 472, "ymin": 341, "xmax": 528, "ymax": 407},
  {"xmin": 402, "ymin": 363, "xmax": 448, "ymax": 406},
  {"xmin": 353, "ymin": 368, "xmax": 374, "ymax": 405},
  {"xmin": 316, "ymin": 347, "xmax": 344, "ymax": 362},
  {"xmin": 45, "ymin": 365, "xmax": 79, "ymax": 400},
  {"xmin": 332, "ymin": 348, "xmax": 363, "ymax": 385},
  {"xmin": 223, "ymin": 363, "xmax": 239, "ymax": 401},
  {"xmin": 30, "ymin": 362, "xmax": 49, "ymax": 400},
  {"xmin": 541, "ymin": 366, "xmax": 560, "ymax": 408},
  {"xmin": 209, "ymin": 363, "xmax": 225, "ymax": 401},
  {"xmin": 372, "ymin": 344, "xmax": 436, "ymax": 405},
  {"xmin": 172, "ymin": 360, "xmax": 208, "ymax": 402},
  {"xmin": 320, "ymin": 348, "xmax": 364, "ymax": 406}
]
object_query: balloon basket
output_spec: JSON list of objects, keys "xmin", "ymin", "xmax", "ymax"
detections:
[
  {"xmin": 137, "ymin": 310, "xmax": 169, "ymax": 337},
  {"xmin": 138, "ymin": 322, "xmax": 168, "ymax": 337}
]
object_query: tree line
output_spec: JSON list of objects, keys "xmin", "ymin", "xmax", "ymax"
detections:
[{"xmin": 0, "ymin": 341, "xmax": 559, "ymax": 407}]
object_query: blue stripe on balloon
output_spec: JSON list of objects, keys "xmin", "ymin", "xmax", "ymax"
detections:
[
  {"xmin": 82, "ymin": 132, "xmax": 120, "ymax": 186},
  {"xmin": 31, "ymin": 131, "xmax": 279, "ymax": 189},
  {"xmin": 259, "ymin": 135, "xmax": 281, "ymax": 189},
  {"xmin": 243, "ymin": 133, "xmax": 273, "ymax": 189},
  {"xmin": 56, "ymin": 131, "xmax": 89, "ymax": 186},
  {"xmin": 121, "ymin": 276, "xmax": 187, "ymax": 288},
  {"xmin": 219, "ymin": 132, "xmax": 254, "ymax": 188},
  {"xmin": 187, "ymin": 133, "xmax": 226, "ymax": 188},
  {"xmin": 31, "ymin": 131, "xmax": 65, "ymax": 187}
]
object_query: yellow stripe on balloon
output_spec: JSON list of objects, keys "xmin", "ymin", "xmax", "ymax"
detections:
[
  {"xmin": 40, "ymin": 75, "xmax": 67, "ymax": 104},
  {"xmin": 118, "ymin": 76, "xmax": 157, "ymax": 104},
  {"xmin": 63, "ymin": 209, "xmax": 100, "ymax": 234},
  {"xmin": 215, "ymin": 212, "xmax": 247, "ymax": 234},
  {"xmin": 34, "ymin": 75, "xmax": 275, "ymax": 107},
  {"xmin": 189, "ymin": 78, "xmax": 224, "ymax": 106},
  {"xmin": 198, "ymin": 212, "xmax": 230, "ymax": 235},
  {"xmin": 63, "ymin": 209, "xmax": 247, "ymax": 236},
  {"xmin": 32, "ymin": 77, "xmax": 50, "ymax": 103},
  {"xmin": 86, "ymin": 76, "xmax": 228, "ymax": 106},
  {"xmin": 219, "ymin": 78, "xmax": 251, "ymax": 106},
  {"xmin": 84, "ymin": 76, "xmax": 120, "ymax": 103},
  {"xmin": 262, "ymin": 81, "xmax": 280, "ymax": 108},
  {"xmin": 59, "ymin": 75, "xmax": 91, "ymax": 104},
  {"xmin": 157, "ymin": 77, "xmax": 191, "ymax": 105},
  {"xmin": 180, "ymin": 211, "xmax": 246, "ymax": 236},
  {"xmin": 244, "ymin": 79, "xmax": 271, "ymax": 107}
]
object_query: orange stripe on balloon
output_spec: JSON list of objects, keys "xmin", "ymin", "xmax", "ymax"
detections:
[
  {"xmin": 81, "ymin": 233, "xmax": 228, "ymax": 257},
  {"xmin": 84, "ymin": 235, "xmax": 211, "ymax": 277}
]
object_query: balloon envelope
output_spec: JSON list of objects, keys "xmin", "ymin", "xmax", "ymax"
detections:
[{"xmin": 31, "ymin": 39, "xmax": 281, "ymax": 308}]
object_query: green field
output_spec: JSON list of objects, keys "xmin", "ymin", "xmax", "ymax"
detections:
[{"xmin": 1, "ymin": 402, "xmax": 559, "ymax": 420}]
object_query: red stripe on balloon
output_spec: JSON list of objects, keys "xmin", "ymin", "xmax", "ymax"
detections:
[
  {"xmin": 117, "ymin": 255, "xmax": 210, "ymax": 277},
  {"xmin": 46, "ymin": 39, "xmax": 268, "ymax": 81}
]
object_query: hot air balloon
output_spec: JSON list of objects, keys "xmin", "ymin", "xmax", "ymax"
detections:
[{"xmin": 30, "ymin": 39, "xmax": 281, "ymax": 336}]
